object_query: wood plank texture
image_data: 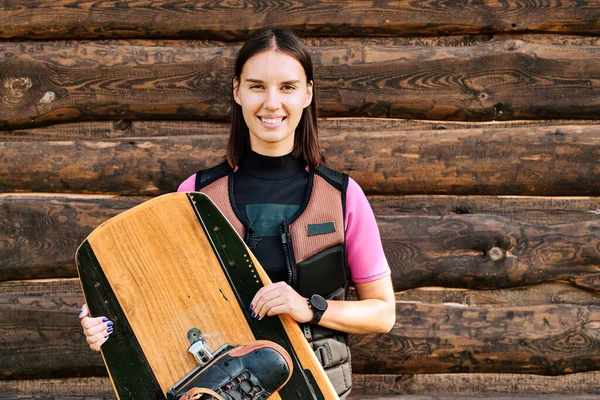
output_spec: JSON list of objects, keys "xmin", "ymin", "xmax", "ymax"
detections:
[
  {"xmin": 379, "ymin": 215, "xmax": 600, "ymax": 292},
  {"xmin": 4, "ymin": 373, "xmax": 600, "ymax": 398},
  {"xmin": 2, "ymin": 36, "xmax": 600, "ymax": 128},
  {"xmin": 349, "ymin": 302, "xmax": 600, "ymax": 375},
  {"xmin": 2, "ymin": 194, "xmax": 599, "ymax": 282},
  {"xmin": 2, "ymin": 395, "xmax": 599, "ymax": 400},
  {"xmin": 0, "ymin": 194, "xmax": 146, "ymax": 281},
  {"xmin": 2, "ymin": 120, "xmax": 599, "ymax": 196},
  {"xmin": 4, "ymin": 279, "xmax": 600, "ymax": 378},
  {"xmin": 351, "ymin": 372, "xmax": 600, "ymax": 395},
  {"xmin": 0, "ymin": 279, "xmax": 105, "ymax": 379},
  {"xmin": 4, "ymin": 119, "xmax": 600, "ymax": 142},
  {"xmin": 1, "ymin": 1, "xmax": 599, "ymax": 40}
]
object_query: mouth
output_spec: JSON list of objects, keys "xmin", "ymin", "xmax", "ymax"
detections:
[{"xmin": 258, "ymin": 116, "xmax": 286, "ymax": 126}]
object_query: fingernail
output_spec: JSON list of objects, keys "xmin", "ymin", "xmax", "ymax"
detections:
[
  {"xmin": 102, "ymin": 318, "xmax": 108, "ymax": 322},
  {"xmin": 107, "ymin": 328, "xmax": 113, "ymax": 333},
  {"xmin": 104, "ymin": 336, "xmax": 109, "ymax": 339},
  {"xmin": 250, "ymin": 311, "xmax": 255, "ymax": 318},
  {"xmin": 249, "ymin": 304, "xmax": 253, "ymax": 311},
  {"xmin": 78, "ymin": 311, "xmax": 83, "ymax": 317},
  {"xmin": 107, "ymin": 321, "xmax": 114, "ymax": 327}
]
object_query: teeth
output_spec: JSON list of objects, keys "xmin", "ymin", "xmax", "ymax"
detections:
[{"xmin": 261, "ymin": 117, "xmax": 283, "ymax": 124}]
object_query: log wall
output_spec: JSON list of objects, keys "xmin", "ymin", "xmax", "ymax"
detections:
[{"xmin": 1, "ymin": 1, "xmax": 599, "ymax": 399}]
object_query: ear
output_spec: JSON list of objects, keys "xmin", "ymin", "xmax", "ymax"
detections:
[
  {"xmin": 303, "ymin": 80, "xmax": 314, "ymax": 109},
  {"xmin": 233, "ymin": 77, "xmax": 241, "ymax": 106}
]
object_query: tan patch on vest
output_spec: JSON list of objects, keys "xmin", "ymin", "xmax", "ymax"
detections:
[
  {"xmin": 290, "ymin": 175, "xmax": 344, "ymax": 264},
  {"xmin": 200, "ymin": 177, "xmax": 245, "ymax": 238}
]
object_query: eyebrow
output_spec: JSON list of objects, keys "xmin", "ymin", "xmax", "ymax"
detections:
[{"xmin": 245, "ymin": 79, "xmax": 302, "ymax": 85}]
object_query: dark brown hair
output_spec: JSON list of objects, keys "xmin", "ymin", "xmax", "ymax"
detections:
[{"xmin": 226, "ymin": 29, "xmax": 324, "ymax": 168}]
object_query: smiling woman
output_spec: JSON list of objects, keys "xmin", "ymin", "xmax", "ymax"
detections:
[
  {"xmin": 233, "ymin": 50, "xmax": 313, "ymax": 156},
  {"xmin": 79, "ymin": 29, "xmax": 396, "ymax": 400}
]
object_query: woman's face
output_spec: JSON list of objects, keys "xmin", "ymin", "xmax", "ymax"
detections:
[{"xmin": 234, "ymin": 50, "xmax": 313, "ymax": 156}]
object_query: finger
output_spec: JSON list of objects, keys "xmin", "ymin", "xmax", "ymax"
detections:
[
  {"xmin": 83, "ymin": 319, "xmax": 114, "ymax": 337},
  {"xmin": 81, "ymin": 316, "xmax": 111, "ymax": 330},
  {"xmin": 252, "ymin": 288, "xmax": 285, "ymax": 318},
  {"xmin": 78, "ymin": 303, "xmax": 89, "ymax": 319},
  {"xmin": 265, "ymin": 304, "xmax": 289, "ymax": 317},
  {"xmin": 256, "ymin": 297, "xmax": 287, "ymax": 320},
  {"xmin": 250, "ymin": 282, "xmax": 287, "ymax": 311},
  {"xmin": 89, "ymin": 335, "xmax": 109, "ymax": 352},
  {"xmin": 86, "ymin": 326, "xmax": 114, "ymax": 347}
]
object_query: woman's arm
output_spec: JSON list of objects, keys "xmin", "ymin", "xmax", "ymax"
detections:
[
  {"xmin": 319, "ymin": 276, "xmax": 396, "ymax": 334},
  {"xmin": 250, "ymin": 276, "xmax": 396, "ymax": 334}
]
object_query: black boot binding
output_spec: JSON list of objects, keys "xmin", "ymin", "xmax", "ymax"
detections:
[{"xmin": 170, "ymin": 340, "xmax": 293, "ymax": 400}]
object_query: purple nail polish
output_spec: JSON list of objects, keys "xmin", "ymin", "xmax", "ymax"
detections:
[
  {"xmin": 250, "ymin": 311, "xmax": 255, "ymax": 318},
  {"xmin": 107, "ymin": 321, "xmax": 114, "ymax": 327},
  {"xmin": 107, "ymin": 327, "xmax": 113, "ymax": 333},
  {"xmin": 249, "ymin": 304, "xmax": 253, "ymax": 311},
  {"xmin": 78, "ymin": 311, "xmax": 83, "ymax": 317},
  {"xmin": 102, "ymin": 318, "xmax": 108, "ymax": 322}
]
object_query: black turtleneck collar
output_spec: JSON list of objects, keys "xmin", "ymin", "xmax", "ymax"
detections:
[{"xmin": 238, "ymin": 150, "xmax": 306, "ymax": 179}]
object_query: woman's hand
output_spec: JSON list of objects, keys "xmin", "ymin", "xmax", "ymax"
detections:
[
  {"xmin": 249, "ymin": 282, "xmax": 313, "ymax": 323},
  {"xmin": 78, "ymin": 303, "xmax": 113, "ymax": 352}
]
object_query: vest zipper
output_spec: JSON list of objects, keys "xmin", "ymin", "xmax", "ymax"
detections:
[
  {"xmin": 279, "ymin": 221, "xmax": 297, "ymax": 287},
  {"xmin": 244, "ymin": 226, "xmax": 254, "ymax": 242}
]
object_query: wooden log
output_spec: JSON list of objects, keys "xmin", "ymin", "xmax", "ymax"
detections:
[
  {"xmin": 349, "ymin": 301, "xmax": 600, "ymax": 375},
  {"xmin": 1, "ymin": 1, "xmax": 599, "ymax": 40},
  {"xmin": 351, "ymin": 372, "xmax": 600, "ymax": 395},
  {"xmin": 366, "ymin": 194, "xmax": 600, "ymax": 226},
  {"xmin": 0, "ymin": 377, "xmax": 113, "ymax": 397},
  {"xmin": 2, "ymin": 36, "xmax": 600, "ymax": 128},
  {"xmin": 348, "ymin": 397, "xmax": 600, "ymax": 400},
  {"xmin": 1, "ymin": 395, "xmax": 596, "ymax": 400},
  {"xmin": 391, "ymin": 283, "xmax": 600, "ymax": 308},
  {"xmin": 3, "ymin": 373, "xmax": 600, "ymax": 398},
  {"xmin": 4, "ymin": 119, "xmax": 600, "ymax": 142},
  {"xmin": 4, "ymin": 279, "xmax": 600, "ymax": 378},
  {"xmin": 0, "ymin": 279, "xmax": 104, "ymax": 380},
  {"xmin": 0, "ymin": 194, "xmax": 146, "ymax": 281},
  {"xmin": 379, "ymin": 215, "xmax": 600, "ymax": 293},
  {"xmin": 1, "ymin": 121, "xmax": 599, "ymax": 196},
  {"xmin": 2, "ymin": 194, "xmax": 599, "ymax": 282}
]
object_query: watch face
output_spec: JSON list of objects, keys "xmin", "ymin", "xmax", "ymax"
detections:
[{"xmin": 310, "ymin": 294, "xmax": 327, "ymax": 311}]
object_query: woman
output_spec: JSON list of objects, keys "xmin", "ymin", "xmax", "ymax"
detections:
[{"xmin": 80, "ymin": 29, "xmax": 395, "ymax": 399}]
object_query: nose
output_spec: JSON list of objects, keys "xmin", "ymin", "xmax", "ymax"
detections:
[{"xmin": 264, "ymin": 88, "xmax": 281, "ymax": 110}]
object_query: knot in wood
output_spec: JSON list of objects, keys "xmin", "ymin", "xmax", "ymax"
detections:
[
  {"xmin": 3, "ymin": 77, "xmax": 33, "ymax": 106},
  {"xmin": 488, "ymin": 247, "xmax": 505, "ymax": 261}
]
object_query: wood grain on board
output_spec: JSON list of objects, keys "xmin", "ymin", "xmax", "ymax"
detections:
[{"xmin": 81, "ymin": 193, "xmax": 337, "ymax": 398}]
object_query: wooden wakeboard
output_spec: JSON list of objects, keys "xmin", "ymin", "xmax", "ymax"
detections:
[{"xmin": 76, "ymin": 192, "xmax": 338, "ymax": 400}]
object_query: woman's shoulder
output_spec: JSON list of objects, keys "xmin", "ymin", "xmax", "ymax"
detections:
[
  {"xmin": 177, "ymin": 174, "xmax": 196, "ymax": 192},
  {"xmin": 177, "ymin": 161, "xmax": 232, "ymax": 192}
]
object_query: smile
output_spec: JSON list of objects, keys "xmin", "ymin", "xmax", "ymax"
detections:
[{"xmin": 259, "ymin": 116, "xmax": 286, "ymax": 125}]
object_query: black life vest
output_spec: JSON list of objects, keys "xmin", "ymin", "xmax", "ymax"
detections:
[{"xmin": 194, "ymin": 161, "xmax": 353, "ymax": 398}]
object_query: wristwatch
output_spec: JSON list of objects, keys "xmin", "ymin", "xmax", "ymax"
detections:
[{"xmin": 307, "ymin": 294, "xmax": 328, "ymax": 325}]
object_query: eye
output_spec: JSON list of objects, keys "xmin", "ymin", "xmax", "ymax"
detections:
[
  {"xmin": 249, "ymin": 84, "xmax": 264, "ymax": 90},
  {"xmin": 281, "ymin": 85, "xmax": 296, "ymax": 91}
]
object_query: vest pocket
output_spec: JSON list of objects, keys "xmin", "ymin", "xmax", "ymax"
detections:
[
  {"xmin": 295, "ymin": 243, "xmax": 347, "ymax": 298},
  {"xmin": 313, "ymin": 336, "xmax": 350, "ymax": 368}
]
